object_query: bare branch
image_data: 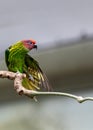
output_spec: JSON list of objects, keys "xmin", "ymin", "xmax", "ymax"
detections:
[{"xmin": 0, "ymin": 70, "xmax": 93, "ymax": 103}]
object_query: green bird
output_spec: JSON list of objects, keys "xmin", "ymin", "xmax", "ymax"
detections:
[{"xmin": 5, "ymin": 39, "xmax": 50, "ymax": 91}]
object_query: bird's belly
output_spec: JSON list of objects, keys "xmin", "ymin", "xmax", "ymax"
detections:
[{"xmin": 8, "ymin": 60, "xmax": 24, "ymax": 73}]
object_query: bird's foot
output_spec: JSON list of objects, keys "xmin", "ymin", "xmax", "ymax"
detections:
[
  {"xmin": 16, "ymin": 71, "xmax": 20, "ymax": 74},
  {"xmin": 28, "ymin": 74, "xmax": 34, "ymax": 81}
]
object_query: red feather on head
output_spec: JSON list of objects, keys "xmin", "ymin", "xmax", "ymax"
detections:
[
  {"xmin": 30, "ymin": 39, "xmax": 36, "ymax": 44},
  {"xmin": 22, "ymin": 39, "xmax": 37, "ymax": 50}
]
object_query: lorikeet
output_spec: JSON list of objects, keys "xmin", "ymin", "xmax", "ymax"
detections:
[{"xmin": 5, "ymin": 39, "xmax": 50, "ymax": 91}]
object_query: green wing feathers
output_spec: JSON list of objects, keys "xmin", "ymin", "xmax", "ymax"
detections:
[
  {"xmin": 22, "ymin": 54, "xmax": 50, "ymax": 91},
  {"xmin": 5, "ymin": 48, "xmax": 51, "ymax": 91}
]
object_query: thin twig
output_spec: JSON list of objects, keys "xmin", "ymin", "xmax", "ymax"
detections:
[{"xmin": 0, "ymin": 70, "xmax": 93, "ymax": 103}]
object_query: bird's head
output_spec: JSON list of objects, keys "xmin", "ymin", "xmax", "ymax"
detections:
[{"xmin": 22, "ymin": 39, "xmax": 37, "ymax": 50}]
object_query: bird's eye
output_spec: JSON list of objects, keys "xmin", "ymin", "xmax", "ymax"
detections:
[
  {"xmin": 29, "ymin": 41, "xmax": 32, "ymax": 44},
  {"xmin": 26, "ymin": 40, "xmax": 32, "ymax": 44}
]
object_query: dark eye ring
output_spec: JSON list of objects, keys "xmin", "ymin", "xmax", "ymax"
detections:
[
  {"xmin": 27, "ymin": 41, "xmax": 32, "ymax": 44},
  {"xmin": 29, "ymin": 41, "xmax": 32, "ymax": 44}
]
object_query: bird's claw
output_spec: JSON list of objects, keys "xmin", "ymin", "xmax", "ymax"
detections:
[
  {"xmin": 29, "ymin": 74, "xmax": 34, "ymax": 81},
  {"xmin": 16, "ymin": 71, "xmax": 20, "ymax": 74}
]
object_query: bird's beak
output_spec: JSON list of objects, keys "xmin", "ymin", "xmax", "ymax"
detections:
[{"xmin": 33, "ymin": 44, "xmax": 37, "ymax": 49}]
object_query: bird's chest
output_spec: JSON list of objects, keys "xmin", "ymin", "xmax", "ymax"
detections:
[{"xmin": 8, "ymin": 55, "xmax": 25, "ymax": 73}]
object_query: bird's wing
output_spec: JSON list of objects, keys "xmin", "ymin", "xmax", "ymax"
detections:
[{"xmin": 23, "ymin": 54, "xmax": 51, "ymax": 91}]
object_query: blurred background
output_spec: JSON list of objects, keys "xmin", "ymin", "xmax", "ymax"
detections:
[{"xmin": 0, "ymin": 0, "xmax": 93, "ymax": 130}]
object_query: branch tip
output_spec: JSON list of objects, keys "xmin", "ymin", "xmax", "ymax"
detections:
[{"xmin": 0, "ymin": 70, "xmax": 93, "ymax": 103}]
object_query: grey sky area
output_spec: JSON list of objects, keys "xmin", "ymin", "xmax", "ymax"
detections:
[{"xmin": 0, "ymin": 0, "xmax": 93, "ymax": 52}]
